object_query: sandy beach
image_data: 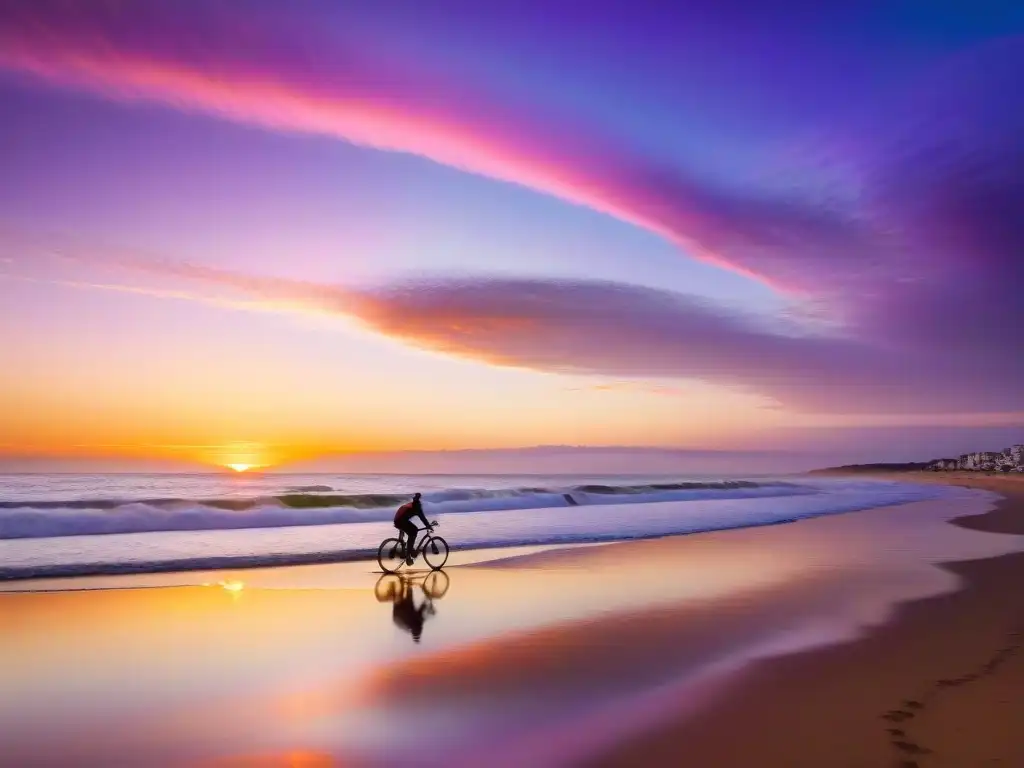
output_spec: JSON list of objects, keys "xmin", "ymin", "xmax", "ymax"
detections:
[
  {"xmin": 598, "ymin": 473, "xmax": 1024, "ymax": 768},
  {"xmin": 1, "ymin": 476, "xmax": 1023, "ymax": 766},
  {"xmin": 6, "ymin": 3, "xmax": 1021, "ymax": 765}
]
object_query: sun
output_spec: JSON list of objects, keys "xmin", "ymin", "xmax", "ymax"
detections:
[{"xmin": 227, "ymin": 463, "xmax": 252, "ymax": 473}]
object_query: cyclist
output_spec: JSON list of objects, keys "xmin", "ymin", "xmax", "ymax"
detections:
[{"xmin": 394, "ymin": 492, "xmax": 432, "ymax": 565}]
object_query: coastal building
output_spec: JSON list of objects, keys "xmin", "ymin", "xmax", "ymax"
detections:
[
  {"xmin": 959, "ymin": 451, "xmax": 1003, "ymax": 471},
  {"xmin": 958, "ymin": 452, "xmax": 980, "ymax": 470},
  {"xmin": 929, "ymin": 443, "xmax": 1022, "ymax": 472},
  {"xmin": 981, "ymin": 452, "xmax": 1003, "ymax": 470},
  {"xmin": 1011, "ymin": 445, "xmax": 1024, "ymax": 466}
]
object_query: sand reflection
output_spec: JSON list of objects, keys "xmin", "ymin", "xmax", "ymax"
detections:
[{"xmin": 1, "ymin": 489, "xmax": 1022, "ymax": 765}]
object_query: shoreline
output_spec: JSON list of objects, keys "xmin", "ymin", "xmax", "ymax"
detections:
[
  {"xmin": 0, "ymin": 475, "xmax": 946, "ymax": 584},
  {"xmin": 3, "ymin": 476, "xmax": 1021, "ymax": 765},
  {"xmin": 595, "ymin": 473, "xmax": 1024, "ymax": 767}
]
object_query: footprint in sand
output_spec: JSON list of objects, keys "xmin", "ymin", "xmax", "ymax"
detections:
[
  {"xmin": 883, "ymin": 709, "xmax": 915, "ymax": 722},
  {"xmin": 893, "ymin": 740, "xmax": 931, "ymax": 755},
  {"xmin": 884, "ymin": 616, "xmax": 1024, "ymax": 767}
]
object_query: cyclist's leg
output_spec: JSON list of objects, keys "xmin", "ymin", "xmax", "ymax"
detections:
[{"xmin": 398, "ymin": 521, "xmax": 418, "ymax": 560}]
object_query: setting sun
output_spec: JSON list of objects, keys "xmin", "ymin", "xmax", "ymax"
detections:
[{"xmin": 227, "ymin": 463, "xmax": 252, "ymax": 473}]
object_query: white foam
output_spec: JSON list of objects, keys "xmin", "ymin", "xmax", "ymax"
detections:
[
  {"xmin": 0, "ymin": 484, "xmax": 810, "ymax": 539},
  {"xmin": 0, "ymin": 479, "xmax": 952, "ymax": 579}
]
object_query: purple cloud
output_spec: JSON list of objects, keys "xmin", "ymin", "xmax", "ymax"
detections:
[
  {"xmin": 0, "ymin": 0, "xmax": 874, "ymax": 294},
  {"xmin": 355, "ymin": 277, "xmax": 1024, "ymax": 413},
  {"xmin": 3, "ymin": 3, "xmax": 1019, "ymax": 318},
  {"xmin": 1, "ymin": 5, "xmax": 1022, "ymax": 414},
  {"xmin": 8, "ymin": 235, "xmax": 1013, "ymax": 414}
]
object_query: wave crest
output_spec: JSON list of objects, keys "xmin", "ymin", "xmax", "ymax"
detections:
[{"xmin": 0, "ymin": 480, "xmax": 803, "ymax": 540}]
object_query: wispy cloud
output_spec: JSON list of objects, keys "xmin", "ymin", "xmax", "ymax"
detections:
[
  {"xmin": 2, "ymin": 7, "xmax": 1022, "ymax": 349},
  {"xmin": 0, "ymin": 0, "xmax": 870, "ymax": 295},
  {"xmin": 6, "ymin": 234, "xmax": 1019, "ymax": 415},
  {"xmin": 564, "ymin": 382, "xmax": 695, "ymax": 397},
  {"xmin": 2, "ymin": 5, "xmax": 1023, "ymax": 418}
]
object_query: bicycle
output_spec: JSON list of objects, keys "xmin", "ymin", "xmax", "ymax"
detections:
[
  {"xmin": 377, "ymin": 520, "xmax": 450, "ymax": 573},
  {"xmin": 373, "ymin": 570, "xmax": 450, "ymax": 603}
]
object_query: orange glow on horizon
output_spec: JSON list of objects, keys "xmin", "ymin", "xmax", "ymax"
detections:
[{"xmin": 0, "ymin": 369, "xmax": 794, "ymax": 471}]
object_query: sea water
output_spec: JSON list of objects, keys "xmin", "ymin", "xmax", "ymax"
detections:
[{"xmin": 0, "ymin": 472, "xmax": 954, "ymax": 579}]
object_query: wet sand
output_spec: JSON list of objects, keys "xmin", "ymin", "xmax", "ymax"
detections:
[
  {"xmin": 596, "ymin": 474, "xmax": 1024, "ymax": 768},
  {"xmin": 1, "ymin": 478, "xmax": 1022, "ymax": 766}
]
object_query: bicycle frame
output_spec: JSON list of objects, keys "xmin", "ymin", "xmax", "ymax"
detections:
[{"xmin": 398, "ymin": 524, "xmax": 438, "ymax": 556}]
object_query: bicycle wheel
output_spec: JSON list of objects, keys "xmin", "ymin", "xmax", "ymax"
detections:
[
  {"xmin": 374, "ymin": 574, "xmax": 404, "ymax": 602},
  {"xmin": 421, "ymin": 535, "xmax": 450, "ymax": 571},
  {"xmin": 377, "ymin": 538, "xmax": 406, "ymax": 573},
  {"xmin": 422, "ymin": 569, "xmax": 450, "ymax": 599}
]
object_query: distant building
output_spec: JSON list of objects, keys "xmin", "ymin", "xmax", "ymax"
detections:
[
  {"xmin": 981, "ymin": 452, "xmax": 1003, "ymax": 470},
  {"xmin": 959, "ymin": 452, "xmax": 979, "ymax": 470},
  {"xmin": 959, "ymin": 451, "xmax": 1003, "ymax": 471},
  {"xmin": 926, "ymin": 443, "xmax": 1023, "ymax": 472}
]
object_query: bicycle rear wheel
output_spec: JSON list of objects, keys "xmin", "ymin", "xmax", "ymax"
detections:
[
  {"xmin": 422, "ymin": 535, "xmax": 450, "ymax": 571},
  {"xmin": 377, "ymin": 538, "xmax": 406, "ymax": 573},
  {"xmin": 374, "ymin": 574, "xmax": 404, "ymax": 602}
]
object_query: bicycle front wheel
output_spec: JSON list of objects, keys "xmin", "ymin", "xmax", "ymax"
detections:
[
  {"xmin": 377, "ymin": 538, "xmax": 406, "ymax": 573},
  {"xmin": 422, "ymin": 569, "xmax": 450, "ymax": 598},
  {"xmin": 422, "ymin": 535, "xmax": 450, "ymax": 571}
]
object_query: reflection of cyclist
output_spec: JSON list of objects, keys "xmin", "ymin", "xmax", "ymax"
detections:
[
  {"xmin": 375, "ymin": 573, "xmax": 448, "ymax": 645},
  {"xmin": 391, "ymin": 584, "xmax": 430, "ymax": 643},
  {"xmin": 394, "ymin": 493, "xmax": 431, "ymax": 565}
]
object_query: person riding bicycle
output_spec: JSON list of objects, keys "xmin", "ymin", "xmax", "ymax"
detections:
[{"xmin": 394, "ymin": 493, "xmax": 432, "ymax": 565}]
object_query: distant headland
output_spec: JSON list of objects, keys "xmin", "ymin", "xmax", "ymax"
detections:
[{"xmin": 811, "ymin": 443, "xmax": 1024, "ymax": 475}]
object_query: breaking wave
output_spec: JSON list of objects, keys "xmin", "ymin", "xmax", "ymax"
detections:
[
  {"xmin": 0, "ymin": 480, "xmax": 803, "ymax": 539},
  {"xmin": 0, "ymin": 479, "xmax": 962, "ymax": 581}
]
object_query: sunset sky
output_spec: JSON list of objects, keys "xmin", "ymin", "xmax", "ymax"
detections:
[{"xmin": 1, "ymin": 1, "xmax": 1023, "ymax": 472}]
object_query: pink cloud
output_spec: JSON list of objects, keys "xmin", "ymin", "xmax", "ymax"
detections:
[
  {"xmin": 0, "ymin": 1, "xmax": 864, "ymax": 293},
  {"xmin": 3, "ymin": 6, "xmax": 1023, "ymax": 416}
]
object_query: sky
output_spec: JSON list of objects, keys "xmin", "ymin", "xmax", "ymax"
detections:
[{"xmin": 1, "ymin": 0, "xmax": 1023, "ymax": 472}]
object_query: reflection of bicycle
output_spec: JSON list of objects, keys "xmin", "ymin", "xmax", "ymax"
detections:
[
  {"xmin": 374, "ymin": 570, "xmax": 450, "ymax": 603},
  {"xmin": 377, "ymin": 520, "xmax": 450, "ymax": 573}
]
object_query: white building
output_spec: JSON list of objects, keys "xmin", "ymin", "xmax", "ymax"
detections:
[
  {"xmin": 959, "ymin": 451, "xmax": 1003, "ymax": 471},
  {"xmin": 1010, "ymin": 445, "xmax": 1024, "ymax": 467}
]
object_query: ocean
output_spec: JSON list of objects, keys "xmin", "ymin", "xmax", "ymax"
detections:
[{"xmin": 0, "ymin": 472, "xmax": 952, "ymax": 579}]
